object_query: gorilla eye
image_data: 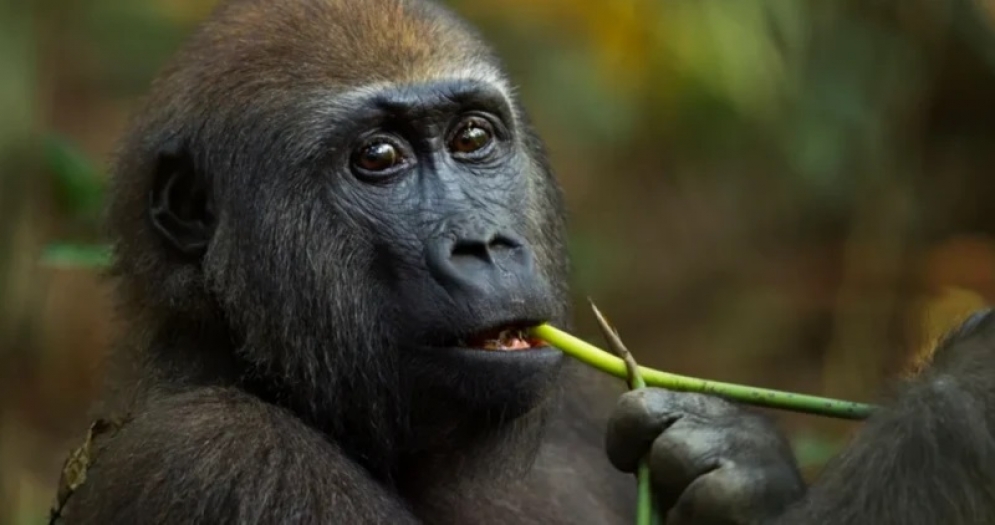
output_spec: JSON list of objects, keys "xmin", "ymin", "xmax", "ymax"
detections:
[
  {"xmin": 352, "ymin": 137, "xmax": 407, "ymax": 176},
  {"xmin": 449, "ymin": 117, "xmax": 494, "ymax": 157}
]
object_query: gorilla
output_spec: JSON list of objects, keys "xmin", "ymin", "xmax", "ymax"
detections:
[{"xmin": 53, "ymin": 0, "xmax": 995, "ymax": 524}]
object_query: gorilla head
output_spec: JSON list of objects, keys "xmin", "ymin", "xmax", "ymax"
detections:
[{"xmin": 103, "ymin": 0, "xmax": 571, "ymax": 479}]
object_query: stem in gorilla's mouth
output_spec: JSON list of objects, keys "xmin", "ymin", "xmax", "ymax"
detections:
[
  {"xmin": 462, "ymin": 325, "xmax": 547, "ymax": 351},
  {"xmin": 528, "ymin": 323, "xmax": 877, "ymax": 420}
]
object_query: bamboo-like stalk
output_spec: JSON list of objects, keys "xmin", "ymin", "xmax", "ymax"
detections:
[{"xmin": 530, "ymin": 323, "xmax": 875, "ymax": 420}]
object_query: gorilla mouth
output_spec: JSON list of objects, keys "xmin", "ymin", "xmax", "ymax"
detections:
[{"xmin": 461, "ymin": 324, "xmax": 548, "ymax": 351}]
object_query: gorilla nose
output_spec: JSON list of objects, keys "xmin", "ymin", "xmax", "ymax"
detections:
[{"xmin": 426, "ymin": 227, "xmax": 536, "ymax": 295}]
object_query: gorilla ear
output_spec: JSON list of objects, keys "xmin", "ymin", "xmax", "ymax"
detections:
[{"xmin": 149, "ymin": 140, "xmax": 215, "ymax": 256}]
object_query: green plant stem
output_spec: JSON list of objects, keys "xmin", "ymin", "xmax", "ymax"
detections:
[
  {"xmin": 635, "ymin": 464, "xmax": 655, "ymax": 525},
  {"xmin": 590, "ymin": 303, "xmax": 657, "ymax": 525},
  {"xmin": 530, "ymin": 323, "xmax": 876, "ymax": 420}
]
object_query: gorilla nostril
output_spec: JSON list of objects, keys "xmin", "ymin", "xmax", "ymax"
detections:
[
  {"xmin": 489, "ymin": 234, "xmax": 521, "ymax": 252},
  {"xmin": 451, "ymin": 238, "xmax": 492, "ymax": 263},
  {"xmin": 450, "ymin": 234, "xmax": 520, "ymax": 263},
  {"xmin": 427, "ymin": 229, "xmax": 534, "ymax": 292}
]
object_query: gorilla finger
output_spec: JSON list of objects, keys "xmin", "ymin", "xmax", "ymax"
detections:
[
  {"xmin": 605, "ymin": 389, "xmax": 681, "ymax": 472},
  {"xmin": 606, "ymin": 389, "xmax": 740, "ymax": 473},
  {"xmin": 665, "ymin": 468, "xmax": 754, "ymax": 525},
  {"xmin": 668, "ymin": 465, "xmax": 805, "ymax": 525},
  {"xmin": 645, "ymin": 422, "xmax": 728, "ymax": 510}
]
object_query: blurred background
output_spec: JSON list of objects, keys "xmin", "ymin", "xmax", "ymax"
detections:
[{"xmin": 3, "ymin": 0, "xmax": 995, "ymax": 522}]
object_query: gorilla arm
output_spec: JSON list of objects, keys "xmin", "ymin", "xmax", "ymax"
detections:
[
  {"xmin": 772, "ymin": 310, "xmax": 995, "ymax": 525},
  {"xmin": 63, "ymin": 388, "xmax": 419, "ymax": 525}
]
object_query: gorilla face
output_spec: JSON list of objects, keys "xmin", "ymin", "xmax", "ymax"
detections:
[
  {"xmin": 111, "ymin": 0, "xmax": 572, "ymax": 473},
  {"xmin": 339, "ymin": 80, "xmax": 567, "ymax": 406},
  {"xmin": 329, "ymin": 80, "xmax": 560, "ymax": 351},
  {"xmin": 142, "ymin": 76, "xmax": 569, "ymax": 441},
  {"xmin": 291, "ymin": 78, "xmax": 569, "ymax": 412}
]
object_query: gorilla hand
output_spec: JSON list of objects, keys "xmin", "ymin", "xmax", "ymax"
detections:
[{"xmin": 606, "ymin": 389, "xmax": 805, "ymax": 525}]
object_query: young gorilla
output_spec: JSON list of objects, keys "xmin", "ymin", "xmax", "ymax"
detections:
[{"xmin": 54, "ymin": 0, "xmax": 995, "ymax": 524}]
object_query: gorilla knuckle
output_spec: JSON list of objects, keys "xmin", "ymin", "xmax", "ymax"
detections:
[{"xmin": 614, "ymin": 388, "xmax": 657, "ymax": 418}]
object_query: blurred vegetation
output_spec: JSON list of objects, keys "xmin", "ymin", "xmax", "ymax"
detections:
[{"xmin": 3, "ymin": 0, "xmax": 995, "ymax": 522}]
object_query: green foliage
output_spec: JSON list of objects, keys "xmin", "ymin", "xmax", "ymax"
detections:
[
  {"xmin": 41, "ymin": 135, "xmax": 109, "ymax": 268},
  {"xmin": 41, "ymin": 243, "xmax": 111, "ymax": 269},
  {"xmin": 44, "ymin": 135, "xmax": 106, "ymax": 221}
]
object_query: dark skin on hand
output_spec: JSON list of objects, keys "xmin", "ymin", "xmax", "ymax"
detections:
[{"xmin": 53, "ymin": 1, "xmax": 995, "ymax": 524}]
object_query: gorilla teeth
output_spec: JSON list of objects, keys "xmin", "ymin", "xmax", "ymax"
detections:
[{"xmin": 473, "ymin": 328, "xmax": 533, "ymax": 351}]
